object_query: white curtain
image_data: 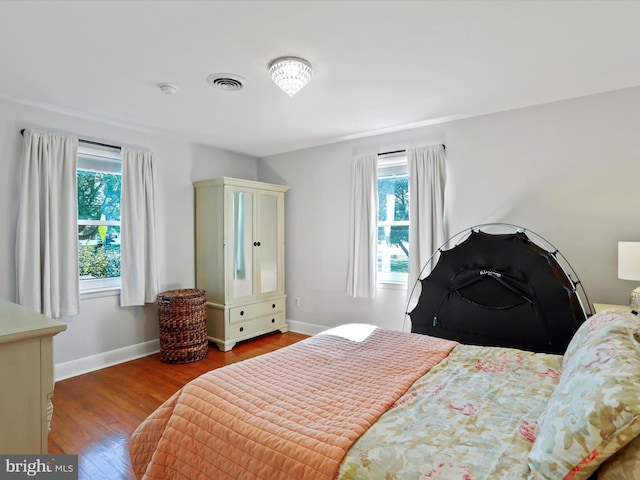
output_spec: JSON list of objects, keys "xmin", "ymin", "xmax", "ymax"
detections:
[
  {"xmin": 16, "ymin": 130, "xmax": 79, "ymax": 318},
  {"xmin": 347, "ymin": 154, "xmax": 378, "ymax": 298},
  {"xmin": 408, "ymin": 145, "xmax": 447, "ymax": 291},
  {"xmin": 120, "ymin": 148, "xmax": 159, "ymax": 307}
]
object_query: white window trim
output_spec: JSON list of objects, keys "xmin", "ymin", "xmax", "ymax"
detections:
[
  {"xmin": 79, "ymin": 280, "xmax": 121, "ymax": 299},
  {"xmin": 78, "ymin": 219, "xmax": 120, "ymax": 227},
  {"xmin": 376, "ymin": 280, "xmax": 407, "ymax": 291},
  {"xmin": 377, "ymin": 153, "xmax": 409, "ymax": 288},
  {"xmin": 77, "ymin": 143, "xmax": 122, "ymax": 294},
  {"xmin": 377, "ymin": 273, "xmax": 409, "ymax": 286}
]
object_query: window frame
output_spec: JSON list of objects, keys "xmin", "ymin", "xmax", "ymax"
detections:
[
  {"xmin": 77, "ymin": 143, "xmax": 122, "ymax": 293},
  {"xmin": 376, "ymin": 152, "xmax": 409, "ymax": 287}
]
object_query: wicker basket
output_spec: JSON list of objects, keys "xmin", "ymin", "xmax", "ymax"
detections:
[{"xmin": 157, "ymin": 288, "xmax": 208, "ymax": 363}]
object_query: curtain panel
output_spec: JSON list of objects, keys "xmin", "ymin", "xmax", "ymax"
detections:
[
  {"xmin": 347, "ymin": 154, "xmax": 378, "ymax": 299},
  {"xmin": 16, "ymin": 130, "xmax": 79, "ymax": 318},
  {"xmin": 408, "ymin": 144, "xmax": 447, "ymax": 292},
  {"xmin": 120, "ymin": 148, "xmax": 159, "ymax": 307}
]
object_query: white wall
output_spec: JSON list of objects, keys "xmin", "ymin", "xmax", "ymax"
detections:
[
  {"xmin": 0, "ymin": 97, "xmax": 258, "ymax": 376},
  {"xmin": 260, "ymin": 87, "xmax": 640, "ymax": 333},
  {"xmin": 2, "ymin": 85, "xmax": 639, "ymax": 374}
]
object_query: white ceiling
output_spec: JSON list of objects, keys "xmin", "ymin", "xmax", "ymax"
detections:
[{"xmin": 1, "ymin": 0, "xmax": 640, "ymax": 157}]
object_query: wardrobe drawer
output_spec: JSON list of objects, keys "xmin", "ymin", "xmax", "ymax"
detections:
[
  {"xmin": 228, "ymin": 313, "xmax": 286, "ymax": 340},
  {"xmin": 229, "ymin": 298, "xmax": 284, "ymax": 323}
]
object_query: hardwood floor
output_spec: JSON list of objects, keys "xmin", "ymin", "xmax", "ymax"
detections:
[{"xmin": 48, "ymin": 331, "xmax": 309, "ymax": 480}]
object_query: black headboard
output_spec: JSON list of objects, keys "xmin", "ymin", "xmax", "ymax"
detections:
[{"xmin": 409, "ymin": 228, "xmax": 588, "ymax": 354}]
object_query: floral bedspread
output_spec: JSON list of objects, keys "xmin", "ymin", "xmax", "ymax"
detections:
[{"xmin": 337, "ymin": 344, "xmax": 563, "ymax": 480}]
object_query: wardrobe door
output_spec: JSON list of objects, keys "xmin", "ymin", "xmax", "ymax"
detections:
[
  {"xmin": 257, "ymin": 191, "xmax": 281, "ymax": 297},
  {"xmin": 227, "ymin": 187, "xmax": 255, "ymax": 302}
]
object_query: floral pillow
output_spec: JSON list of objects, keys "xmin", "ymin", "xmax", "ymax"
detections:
[
  {"xmin": 561, "ymin": 308, "xmax": 628, "ymax": 369},
  {"xmin": 528, "ymin": 310, "xmax": 640, "ymax": 480},
  {"xmin": 597, "ymin": 434, "xmax": 640, "ymax": 480}
]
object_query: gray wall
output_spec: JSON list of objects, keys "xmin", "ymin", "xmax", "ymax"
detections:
[
  {"xmin": 0, "ymin": 97, "xmax": 258, "ymax": 368},
  {"xmin": 260, "ymin": 86, "xmax": 640, "ymax": 333},
  {"xmin": 2, "ymin": 85, "xmax": 639, "ymax": 372}
]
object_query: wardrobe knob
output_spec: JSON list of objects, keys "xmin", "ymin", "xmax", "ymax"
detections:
[{"xmin": 239, "ymin": 326, "xmax": 244, "ymax": 332}]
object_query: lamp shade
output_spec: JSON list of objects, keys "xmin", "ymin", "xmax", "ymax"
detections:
[{"xmin": 618, "ymin": 241, "xmax": 640, "ymax": 281}]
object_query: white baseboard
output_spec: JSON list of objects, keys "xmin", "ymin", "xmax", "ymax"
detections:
[
  {"xmin": 54, "ymin": 339, "xmax": 160, "ymax": 381},
  {"xmin": 54, "ymin": 322, "xmax": 327, "ymax": 381},
  {"xmin": 286, "ymin": 320, "xmax": 327, "ymax": 336}
]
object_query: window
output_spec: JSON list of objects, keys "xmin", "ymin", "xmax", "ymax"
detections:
[
  {"xmin": 377, "ymin": 154, "xmax": 409, "ymax": 285},
  {"xmin": 77, "ymin": 144, "xmax": 122, "ymax": 292}
]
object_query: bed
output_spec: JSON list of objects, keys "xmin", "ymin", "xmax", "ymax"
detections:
[
  {"xmin": 130, "ymin": 313, "xmax": 640, "ymax": 480},
  {"xmin": 130, "ymin": 227, "xmax": 640, "ymax": 480}
]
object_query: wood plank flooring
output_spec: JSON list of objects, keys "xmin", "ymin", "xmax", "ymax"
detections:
[{"xmin": 48, "ymin": 331, "xmax": 309, "ymax": 480}]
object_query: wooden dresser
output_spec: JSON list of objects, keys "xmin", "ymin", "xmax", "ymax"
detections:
[{"xmin": 0, "ymin": 299, "xmax": 66, "ymax": 453}]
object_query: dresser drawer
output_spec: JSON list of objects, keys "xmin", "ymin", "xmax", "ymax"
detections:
[
  {"xmin": 229, "ymin": 298, "xmax": 284, "ymax": 323},
  {"xmin": 228, "ymin": 312, "xmax": 286, "ymax": 340}
]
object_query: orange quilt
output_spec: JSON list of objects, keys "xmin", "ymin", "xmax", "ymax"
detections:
[{"xmin": 130, "ymin": 324, "xmax": 457, "ymax": 480}]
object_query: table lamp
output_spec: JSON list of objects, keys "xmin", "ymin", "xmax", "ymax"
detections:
[{"xmin": 618, "ymin": 241, "xmax": 640, "ymax": 310}]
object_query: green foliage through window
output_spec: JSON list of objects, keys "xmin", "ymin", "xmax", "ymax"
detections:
[
  {"xmin": 77, "ymin": 157, "xmax": 122, "ymax": 281},
  {"xmin": 377, "ymin": 167, "xmax": 409, "ymax": 281},
  {"xmin": 378, "ymin": 175, "xmax": 409, "ymax": 258},
  {"xmin": 78, "ymin": 243, "xmax": 121, "ymax": 279}
]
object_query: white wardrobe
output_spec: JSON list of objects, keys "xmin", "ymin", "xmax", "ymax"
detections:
[{"xmin": 194, "ymin": 177, "xmax": 288, "ymax": 351}]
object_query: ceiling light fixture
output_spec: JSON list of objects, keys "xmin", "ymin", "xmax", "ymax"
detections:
[{"xmin": 268, "ymin": 56, "xmax": 313, "ymax": 97}]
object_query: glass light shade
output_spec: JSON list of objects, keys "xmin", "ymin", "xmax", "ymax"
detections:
[
  {"xmin": 618, "ymin": 242, "xmax": 640, "ymax": 281},
  {"xmin": 269, "ymin": 56, "xmax": 313, "ymax": 97}
]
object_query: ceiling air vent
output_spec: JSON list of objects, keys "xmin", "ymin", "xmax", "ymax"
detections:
[{"xmin": 206, "ymin": 73, "xmax": 245, "ymax": 91}]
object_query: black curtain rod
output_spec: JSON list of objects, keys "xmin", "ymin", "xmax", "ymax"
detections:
[
  {"xmin": 378, "ymin": 144, "xmax": 445, "ymax": 157},
  {"xmin": 20, "ymin": 129, "xmax": 121, "ymax": 150},
  {"xmin": 378, "ymin": 149, "xmax": 406, "ymax": 156}
]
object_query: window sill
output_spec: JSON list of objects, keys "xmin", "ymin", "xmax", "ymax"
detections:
[
  {"xmin": 376, "ymin": 282, "xmax": 407, "ymax": 291},
  {"xmin": 80, "ymin": 287, "xmax": 120, "ymax": 300}
]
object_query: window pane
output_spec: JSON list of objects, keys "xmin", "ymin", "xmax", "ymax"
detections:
[
  {"xmin": 78, "ymin": 225, "xmax": 121, "ymax": 279},
  {"xmin": 378, "ymin": 225, "xmax": 409, "ymax": 275},
  {"xmin": 77, "ymin": 170, "xmax": 121, "ymax": 221},
  {"xmin": 378, "ymin": 175, "xmax": 408, "ymax": 222},
  {"xmin": 377, "ymin": 170, "xmax": 409, "ymax": 283},
  {"xmin": 78, "ymin": 152, "xmax": 121, "ymax": 173}
]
